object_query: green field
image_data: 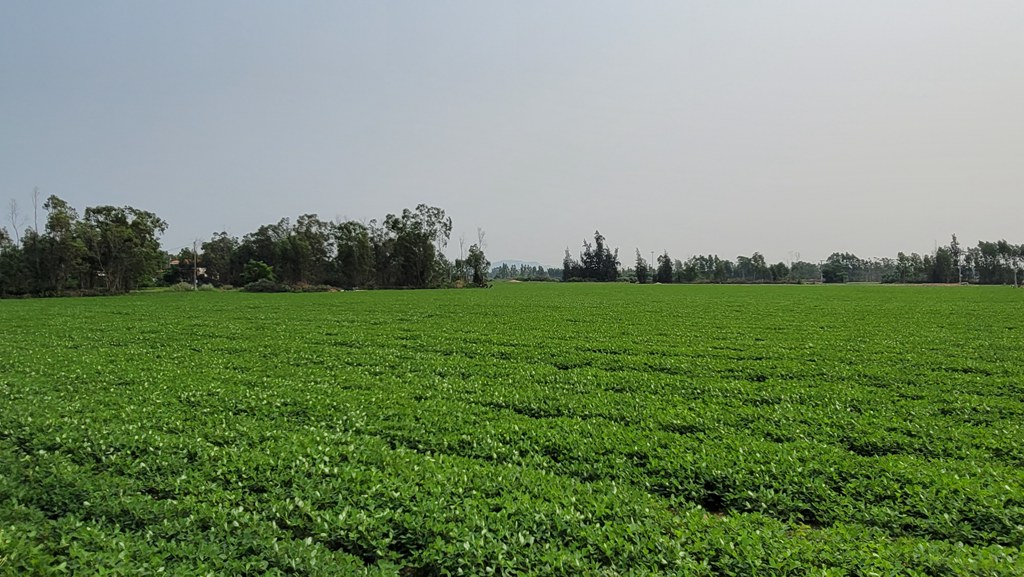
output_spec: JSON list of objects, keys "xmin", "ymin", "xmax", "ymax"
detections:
[{"xmin": 1, "ymin": 284, "xmax": 1022, "ymax": 575}]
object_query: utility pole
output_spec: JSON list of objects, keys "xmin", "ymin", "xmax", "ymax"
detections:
[{"xmin": 193, "ymin": 239, "xmax": 198, "ymax": 290}]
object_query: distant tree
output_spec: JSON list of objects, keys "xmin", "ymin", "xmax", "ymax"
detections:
[
  {"xmin": 18, "ymin": 228, "xmax": 46, "ymax": 292},
  {"xmin": 165, "ymin": 247, "xmax": 199, "ymax": 286},
  {"xmin": 735, "ymin": 252, "xmax": 769, "ymax": 282},
  {"xmin": 671, "ymin": 259, "xmax": 689, "ymax": 283},
  {"xmin": 581, "ymin": 239, "xmax": 595, "ymax": 278},
  {"xmin": 1015, "ymin": 244, "xmax": 1024, "ymax": 288},
  {"xmin": 712, "ymin": 257, "xmax": 731, "ymax": 283},
  {"xmin": 458, "ymin": 234, "xmax": 468, "ymax": 283},
  {"xmin": 735, "ymin": 255, "xmax": 751, "ymax": 281},
  {"xmin": 31, "ymin": 187, "xmax": 40, "ymax": 237},
  {"xmin": 0, "ymin": 226, "xmax": 27, "ymax": 295},
  {"xmin": 7, "ymin": 199, "xmax": 24, "ymax": 245},
  {"xmin": 769, "ymin": 261, "xmax": 790, "ymax": 282},
  {"xmin": 42, "ymin": 195, "xmax": 86, "ymax": 291},
  {"xmin": 79, "ymin": 205, "xmax": 167, "ymax": 293},
  {"xmin": 466, "ymin": 244, "xmax": 490, "ymax": 286},
  {"xmin": 223, "ymin": 205, "xmax": 452, "ymax": 290},
  {"xmin": 237, "ymin": 219, "xmax": 290, "ymax": 273},
  {"xmin": 949, "ymin": 234, "xmax": 963, "ymax": 284},
  {"xmin": 655, "ymin": 252, "xmax": 673, "ymax": 283},
  {"xmin": 593, "ymin": 232, "xmax": 618, "ymax": 281},
  {"xmin": 242, "ymin": 260, "xmax": 275, "ymax": 284},
  {"xmin": 996, "ymin": 240, "xmax": 1020, "ymax": 287},
  {"xmin": 562, "ymin": 249, "xmax": 582, "ymax": 281},
  {"xmin": 966, "ymin": 241, "xmax": 1014, "ymax": 284},
  {"xmin": 789, "ymin": 261, "xmax": 820, "ymax": 282},
  {"xmin": 201, "ymin": 232, "xmax": 240, "ymax": 286},
  {"xmin": 675, "ymin": 257, "xmax": 699, "ymax": 282},
  {"xmin": 930, "ymin": 246, "xmax": 956, "ymax": 283},
  {"xmin": 489, "ymin": 262, "xmax": 509, "ymax": 279},
  {"xmin": 750, "ymin": 252, "xmax": 769, "ymax": 281},
  {"xmin": 822, "ymin": 252, "xmax": 860, "ymax": 284},
  {"xmin": 635, "ymin": 250, "xmax": 649, "ymax": 284},
  {"xmin": 333, "ymin": 220, "xmax": 374, "ymax": 288},
  {"xmin": 287, "ymin": 213, "xmax": 332, "ymax": 285},
  {"xmin": 384, "ymin": 204, "xmax": 452, "ymax": 288}
]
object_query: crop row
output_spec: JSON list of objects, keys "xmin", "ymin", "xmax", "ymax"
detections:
[{"xmin": 1, "ymin": 284, "xmax": 1022, "ymax": 574}]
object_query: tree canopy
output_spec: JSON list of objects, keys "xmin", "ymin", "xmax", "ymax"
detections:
[{"xmin": 1, "ymin": 196, "xmax": 166, "ymax": 296}]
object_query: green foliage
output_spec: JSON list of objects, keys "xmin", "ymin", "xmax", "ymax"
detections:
[
  {"xmin": 564, "ymin": 232, "xmax": 620, "ymax": 282},
  {"xmin": 635, "ymin": 249, "xmax": 649, "ymax": 284},
  {"xmin": 769, "ymin": 261, "xmax": 790, "ymax": 281},
  {"xmin": 0, "ymin": 197, "xmax": 167, "ymax": 296},
  {"xmin": 202, "ymin": 205, "xmax": 451, "ymax": 290},
  {"xmin": 241, "ymin": 259, "xmax": 276, "ymax": 284},
  {"xmin": 332, "ymin": 221, "xmax": 373, "ymax": 288},
  {"xmin": 466, "ymin": 244, "xmax": 489, "ymax": 286},
  {"xmin": 201, "ymin": 232, "xmax": 239, "ymax": 286},
  {"xmin": 1, "ymin": 284, "xmax": 1023, "ymax": 574},
  {"xmin": 241, "ymin": 278, "xmax": 291, "ymax": 292},
  {"xmin": 655, "ymin": 251, "xmax": 673, "ymax": 283},
  {"xmin": 80, "ymin": 205, "xmax": 168, "ymax": 293},
  {"xmin": 381, "ymin": 205, "xmax": 452, "ymax": 288},
  {"xmin": 822, "ymin": 252, "xmax": 857, "ymax": 283},
  {"xmin": 490, "ymin": 263, "xmax": 553, "ymax": 281}
]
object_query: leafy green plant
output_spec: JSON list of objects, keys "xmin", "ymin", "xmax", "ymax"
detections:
[
  {"xmin": 1, "ymin": 284, "xmax": 1022, "ymax": 574},
  {"xmin": 241, "ymin": 259, "xmax": 275, "ymax": 284},
  {"xmin": 241, "ymin": 279, "xmax": 291, "ymax": 293}
]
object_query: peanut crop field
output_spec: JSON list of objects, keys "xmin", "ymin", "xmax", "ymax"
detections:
[{"xmin": 1, "ymin": 283, "xmax": 1022, "ymax": 575}]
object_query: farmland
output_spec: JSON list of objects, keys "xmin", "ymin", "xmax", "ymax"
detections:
[{"xmin": 1, "ymin": 284, "xmax": 1022, "ymax": 575}]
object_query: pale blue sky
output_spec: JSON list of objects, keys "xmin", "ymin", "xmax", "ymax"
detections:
[{"xmin": 2, "ymin": 1, "xmax": 1022, "ymax": 265}]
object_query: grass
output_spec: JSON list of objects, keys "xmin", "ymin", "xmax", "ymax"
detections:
[{"xmin": 1, "ymin": 283, "xmax": 1022, "ymax": 575}]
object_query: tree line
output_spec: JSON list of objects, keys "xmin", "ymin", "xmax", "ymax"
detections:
[
  {"xmin": 166, "ymin": 204, "xmax": 491, "ymax": 291},
  {"xmin": 1, "ymin": 195, "xmax": 167, "ymax": 296},
  {"xmin": 1, "ymin": 196, "xmax": 491, "ymax": 296},
  {"xmin": 558, "ymin": 232, "xmax": 1023, "ymax": 286},
  {"xmin": 490, "ymin": 263, "xmax": 560, "ymax": 281},
  {"xmin": 3, "ymin": 191, "xmax": 1021, "ymax": 296}
]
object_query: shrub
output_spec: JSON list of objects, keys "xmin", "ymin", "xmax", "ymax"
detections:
[
  {"xmin": 241, "ymin": 260, "xmax": 275, "ymax": 284},
  {"xmin": 292, "ymin": 284, "xmax": 337, "ymax": 293},
  {"xmin": 169, "ymin": 282, "xmax": 194, "ymax": 292},
  {"xmin": 242, "ymin": 279, "xmax": 291, "ymax": 293}
]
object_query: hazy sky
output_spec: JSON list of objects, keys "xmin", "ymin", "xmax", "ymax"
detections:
[{"xmin": 2, "ymin": 2, "xmax": 1022, "ymax": 265}]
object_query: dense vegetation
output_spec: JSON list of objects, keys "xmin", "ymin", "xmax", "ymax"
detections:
[
  {"xmin": 0, "ymin": 196, "xmax": 167, "ymax": 296},
  {"xmin": 1, "ymin": 284, "xmax": 1021, "ymax": 574},
  {"xmin": 172, "ymin": 204, "xmax": 468, "ymax": 290},
  {"xmin": 490, "ymin": 263, "xmax": 560, "ymax": 282},
  {"xmin": 555, "ymin": 232, "xmax": 1024, "ymax": 285},
  {"xmin": 1, "ymin": 200, "xmax": 492, "ymax": 296},
  {"xmin": 3, "ymin": 190, "xmax": 1021, "ymax": 296}
]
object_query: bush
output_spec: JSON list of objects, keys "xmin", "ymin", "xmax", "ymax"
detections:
[
  {"xmin": 241, "ymin": 260, "xmax": 275, "ymax": 284},
  {"xmin": 197, "ymin": 284, "xmax": 218, "ymax": 292},
  {"xmin": 169, "ymin": 282, "xmax": 194, "ymax": 292},
  {"xmin": 242, "ymin": 279, "xmax": 291, "ymax": 293},
  {"xmin": 292, "ymin": 284, "xmax": 337, "ymax": 293}
]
